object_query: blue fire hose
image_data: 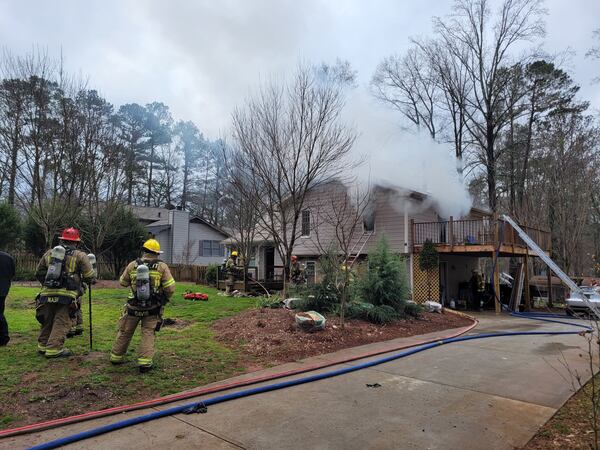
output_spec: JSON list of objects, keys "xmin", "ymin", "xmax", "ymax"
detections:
[{"xmin": 26, "ymin": 312, "xmax": 592, "ymax": 450}]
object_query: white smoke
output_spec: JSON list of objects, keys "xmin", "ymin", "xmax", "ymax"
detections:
[{"xmin": 343, "ymin": 88, "xmax": 473, "ymax": 218}]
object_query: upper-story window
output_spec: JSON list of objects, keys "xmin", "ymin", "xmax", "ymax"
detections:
[
  {"xmin": 363, "ymin": 213, "xmax": 375, "ymax": 233},
  {"xmin": 301, "ymin": 209, "xmax": 311, "ymax": 237}
]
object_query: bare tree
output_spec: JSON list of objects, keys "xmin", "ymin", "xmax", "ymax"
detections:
[
  {"xmin": 312, "ymin": 180, "xmax": 372, "ymax": 327},
  {"xmin": 371, "ymin": 47, "xmax": 440, "ymax": 139},
  {"xmin": 222, "ymin": 149, "xmax": 263, "ymax": 286},
  {"xmin": 373, "ymin": 0, "xmax": 546, "ymax": 212},
  {"xmin": 231, "ymin": 63, "xmax": 357, "ymax": 296}
]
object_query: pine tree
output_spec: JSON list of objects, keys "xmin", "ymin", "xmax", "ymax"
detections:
[{"xmin": 359, "ymin": 236, "xmax": 411, "ymax": 312}]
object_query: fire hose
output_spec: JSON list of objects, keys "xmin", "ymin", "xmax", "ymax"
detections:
[{"xmin": 21, "ymin": 313, "xmax": 592, "ymax": 450}]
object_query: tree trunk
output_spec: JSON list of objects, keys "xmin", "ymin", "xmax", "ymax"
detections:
[
  {"xmin": 486, "ymin": 129, "xmax": 497, "ymax": 213},
  {"xmin": 146, "ymin": 144, "xmax": 154, "ymax": 207}
]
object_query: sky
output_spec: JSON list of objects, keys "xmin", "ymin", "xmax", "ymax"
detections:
[{"xmin": 1, "ymin": 0, "xmax": 599, "ymax": 214}]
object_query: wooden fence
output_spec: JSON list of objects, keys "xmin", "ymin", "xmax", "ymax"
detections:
[{"xmin": 12, "ymin": 253, "xmax": 211, "ymax": 284}]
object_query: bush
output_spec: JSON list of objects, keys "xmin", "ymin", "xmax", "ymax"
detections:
[
  {"xmin": 297, "ymin": 280, "xmax": 339, "ymax": 313},
  {"xmin": 0, "ymin": 202, "xmax": 21, "ymax": 251},
  {"xmin": 13, "ymin": 269, "xmax": 36, "ymax": 281},
  {"xmin": 404, "ymin": 302, "xmax": 423, "ymax": 318},
  {"xmin": 256, "ymin": 295, "xmax": 283, "ymax": 309},
  {"xmin": 359, "ymin": 236, "xmax": 411, "ymax": 310},
  {"xmin": 206, "ymin": 264, "xmax": 219, "ymax": 285},
  {"xmin": 367, "ymin": 305, "xmax": 399, "ymax": 324}
]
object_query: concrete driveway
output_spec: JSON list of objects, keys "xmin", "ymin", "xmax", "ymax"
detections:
[{"xmin": 4, "ymin": 313, "xmax": 594, "ymax": 450}]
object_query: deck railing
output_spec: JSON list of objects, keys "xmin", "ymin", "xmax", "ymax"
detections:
[{"xmin": 412, "ymin": 218, "xmax": 551, "ymax": 252}]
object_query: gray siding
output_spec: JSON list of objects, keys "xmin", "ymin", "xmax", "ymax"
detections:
[
  {"xmin": 169, "ymin": 210, "xmax": 190, "ymax": 264},
  {"xmin": 293, "ymin": 183, "xmax": 441, "ymax": 256},
  {"xmin": 155, "ymin": 229, "xmax": 172, "ymax": 263},
  {"xmin": 189, "ymin": 222, "xmax": 228, "ymax": 265}
]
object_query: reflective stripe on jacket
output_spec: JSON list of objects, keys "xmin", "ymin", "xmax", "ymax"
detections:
[
  {"xmin": 37, "ymin": 249, "xmax": 95, "ymax": 299},
  {"xmin": 119, "ymin": 253, "xmax": 176, "ymax": 302}
]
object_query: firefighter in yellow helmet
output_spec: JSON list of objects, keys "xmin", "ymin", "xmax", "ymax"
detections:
[
  {"xmin": 110, "ymin": 239, "xmax": 176, "ymax": 372},
  {"xmin": 225, "ymin": 251, "xmax": 238, "ymax": 296},
  {"xmin": 35, "ymin": 228, "xmax": 95, "ymax": 358}
]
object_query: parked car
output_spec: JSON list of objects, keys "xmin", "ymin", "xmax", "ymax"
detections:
[{"xmin": 566, "ymin": 286, "xmax": 600, "ymax": 317}]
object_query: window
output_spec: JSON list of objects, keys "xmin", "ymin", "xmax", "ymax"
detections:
[
  {"xmin": 199, "ymin": 240, "xmax": 225, "ymax": 257},
  {"xmin": 304, "ymin": 261, "xmax": 316, "ymax": 284},
  {"xmin": 301, "ymin": 209, "xmax": 311, "ymax": 237},
  {"xmin": 363, "ymin": 213, "xmax": 375, "ymax": 233}
]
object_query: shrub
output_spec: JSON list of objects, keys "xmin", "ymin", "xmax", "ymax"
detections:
[
  {"xmin": 0, "ymin": 202, "xmax": 21, "ymax": 251},
  {"xmin": 206, "ymin": 264, "xmax": 219, "ymax": 285},
  {"xmin": 256, "ymin": 295, "xmax": 283, "ymax": 309},
  {"xmin": 359, "ymin": 236, "xmax": 411, "ymax": 311},
  {"xmin": 404, "ymin": 302, "xmax": 423, "ymax": 319},
  {"xmin": 367, "ymin": 305, "xmax": 399, "ymax": 324},
  {"xmin": 297, "ymin": 279, "xmax": 339, "ymax": 313},
  {"xmin": 13, "ymin": 269, "xmax": 36, "ymax": 281}
]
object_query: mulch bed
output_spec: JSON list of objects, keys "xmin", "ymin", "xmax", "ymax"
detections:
[
  {"xmin": 525, "ymin": 375, "xmax": 599, "ymax": 449},
  {"xmin": 212, "ymin": 308, "xmax": 473, "ymax": 367}
]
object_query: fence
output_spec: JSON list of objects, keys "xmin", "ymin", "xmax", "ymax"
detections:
[{"xmin": 12, "ymin": 253, "xmax": 212, "ymax": 284}]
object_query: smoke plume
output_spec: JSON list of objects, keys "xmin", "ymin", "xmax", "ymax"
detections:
[{"xmin": 344, "ymin": 88, "xmax": 473, "ymax": 218}]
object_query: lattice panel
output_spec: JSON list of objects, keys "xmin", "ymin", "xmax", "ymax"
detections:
[{"xmin": 412, "ymin": 253, "xmax": 440, "ymax": 304}]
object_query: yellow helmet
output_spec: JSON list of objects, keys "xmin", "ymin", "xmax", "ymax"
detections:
[
  {"xmin": 143, "ymin": 239, "xmax": 163, "ymax": 254},
  {"xmin": 231, "ymin": 251, "xmax": 238, "ymax": 257}
]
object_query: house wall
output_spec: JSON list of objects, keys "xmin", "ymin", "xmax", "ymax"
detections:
[
  {"xmin": 154, "ymin": 229, "xmax": 172, "ymax": 263},
  {"xmin": 169, "ymin": 210, "xmax": 190, "ymax": 264},
  {"xmin": 292, "ymin": 182, "xmax": 442, "ymax": 257},
  {"xmin": 188, "ymin": 222, "xmax": 228, "ymax": 265}
]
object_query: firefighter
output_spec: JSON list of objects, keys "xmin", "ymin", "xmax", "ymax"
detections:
[
  {"xmin": 67, "ymin": 284, "xmax": 86, "ymax": 338},
  {"xmin": 225, "ymin": 251, "xmax": 238, "ymax": 296},
  {"xmin": 470, "ymin": 269, "xmax": 485, "ymax": 310},
  {"xmin": 35, "ymin": 228, "xmax": 95, "ymax": 358},
  {"xmin": 290, "ymin": 255, "xmax": 305, "ymax": 285},
  {"xmin": 110, "ymin": 239, "xmax": 176, "ymax": 372}
]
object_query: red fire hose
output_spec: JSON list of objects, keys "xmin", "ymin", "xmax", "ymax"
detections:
[{"xmin": 0, "ymin": 316, "xmax": 477, "ymax": 439}]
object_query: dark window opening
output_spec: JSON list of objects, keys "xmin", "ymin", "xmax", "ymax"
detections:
[
  {"xmin": 363, "ymin": 214, "xmax": 375, "ymax": 233},
  {"xmin": 301, "ymin": 210, "xmax": 311, "ymax": 237}
]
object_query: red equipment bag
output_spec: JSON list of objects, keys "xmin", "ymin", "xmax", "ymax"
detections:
[{"xmin": 183, "ymin": 292, "xmax": 209, "ymax": 301}]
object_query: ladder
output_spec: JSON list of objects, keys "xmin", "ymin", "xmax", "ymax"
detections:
[
  {"xmin": 502, "ymin": 215, "xmax": 598, "ymax": 316},
  {"xmin": 345, "ymin": 232, "xmax": 373, "ymax": 268}
]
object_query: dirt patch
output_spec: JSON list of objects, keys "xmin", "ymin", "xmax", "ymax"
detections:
[
  {"xmin": 212, "ymin": 308, "xmax": 473, "ymax": 367},
  {"xmin": 162, "ymin": 318, "xmax": 193, "ymax": 330}
]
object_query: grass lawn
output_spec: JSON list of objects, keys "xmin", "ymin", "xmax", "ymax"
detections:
[{"xmin": 0, "ymin": 283, "xmax": 256, "ymax": 429}]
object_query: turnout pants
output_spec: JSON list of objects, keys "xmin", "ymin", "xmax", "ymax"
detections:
[
  {"xmin": 111, "ymin": 312, "xmax": 159, "ymax": 367},
  {"xmin": 37, "ymin": 303, "xmax": 71, "ymax": 357},
  {"xmin": 225, "ymin": 275, "xmax": 234, "ymax": 295},
  {"xmin": 70, "ymin": 299, "xmax": 83, "ymax": 333}
]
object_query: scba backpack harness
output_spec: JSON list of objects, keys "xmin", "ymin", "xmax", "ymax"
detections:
[
  {"xmin": 40, "ymin": 246, "xmax": 81, "ymax": 304},
  {"xmin": 127, "ymin": 259, "xmax": 168, "ymax": 316}
]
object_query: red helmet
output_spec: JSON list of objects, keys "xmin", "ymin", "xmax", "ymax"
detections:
[
  {"xmin": 59, "ymin": 227, "xmax": 81, "ymax": 242},
  {"xmin": 291, "ymin": 255, "xmax": 298, "ymax": 261}
]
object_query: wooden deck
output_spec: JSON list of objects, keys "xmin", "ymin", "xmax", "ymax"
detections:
[{"xmin": 412, "ymin": 217, "xmax": 551, "ymax": 256}]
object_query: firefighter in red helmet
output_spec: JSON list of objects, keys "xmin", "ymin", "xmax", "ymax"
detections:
[{"xmin": 35, "ymin": 228, "xmax": 95, "ymax": 358}]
